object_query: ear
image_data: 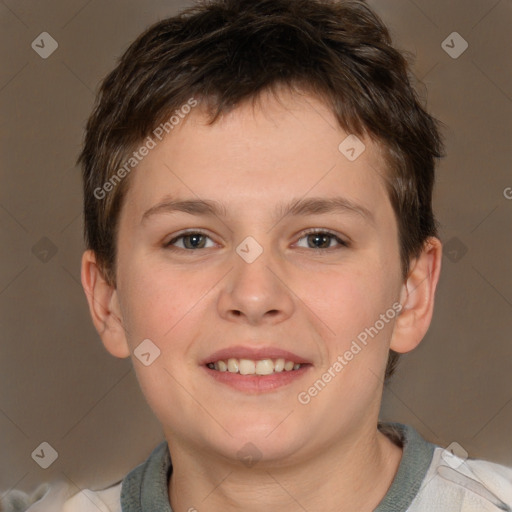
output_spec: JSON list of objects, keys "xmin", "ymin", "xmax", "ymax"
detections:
[
  {"xmin": 390, "ymin": 237, "xmax": 442, "ymax": 354},
  {"xmin": 80, "ymin": 250, "xmax": 131, "ymax": 358}
]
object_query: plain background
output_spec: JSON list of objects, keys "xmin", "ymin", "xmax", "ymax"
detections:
[{"xmin": 0, "ymin": 0, "xmax": 511, "ymax": 495}]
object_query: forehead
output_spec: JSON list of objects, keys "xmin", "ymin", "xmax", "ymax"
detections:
[{"xmin": 121, "ymin": 89, "xmax": 392, "ymax": 223}]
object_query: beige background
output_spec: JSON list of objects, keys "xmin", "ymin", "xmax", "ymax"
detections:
[{"xmin": 1, "ymin": 0, "xmax": 511, "ymax": 496}]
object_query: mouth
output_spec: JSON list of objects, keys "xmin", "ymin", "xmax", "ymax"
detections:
[
  {"xmin": 202, "ymin": 347, "xmax": 313, "ymax": 393},
  {"xmin": 206, "ymin": 357, "xmax": 306, "ymax": 376}
]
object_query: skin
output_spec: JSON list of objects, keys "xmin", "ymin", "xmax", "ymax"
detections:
[{"xmin": 82, "ymin": 88, "xmax": 442, "ymax": 512}]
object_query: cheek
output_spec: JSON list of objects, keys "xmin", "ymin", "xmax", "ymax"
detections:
[
  {"xmin": 297, "ymin": 259, "xmax": 400, "ymax": 360},
  {"xmin": 118, "ymin": 263, "xmax": 213, "ymax": 427},
  {"xmin": 118, "ymin": 258, "xmax": 208, "ymax": 344}
]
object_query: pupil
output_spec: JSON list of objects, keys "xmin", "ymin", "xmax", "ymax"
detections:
[
  {"xmin": 185, "ymin": 234, "xmax": 205, "ymax": 249},
  {"xmin": 309, "ymin": 234, "xmax": 330, "ymax": 249}
]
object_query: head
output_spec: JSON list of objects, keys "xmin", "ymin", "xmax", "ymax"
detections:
[{"xmin": 80, "ymin": 0, "xmax": 443, "ymax": 463}]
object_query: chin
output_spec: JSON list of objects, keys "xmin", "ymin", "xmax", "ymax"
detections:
[{"xmin": 216, "ymin": 424, "xmax": 306, "ymax": 464}]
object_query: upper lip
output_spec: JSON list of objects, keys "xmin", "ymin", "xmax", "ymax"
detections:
[{"xmin": 202, "ymin": 345, "xmax": 312, "ymax": 365}]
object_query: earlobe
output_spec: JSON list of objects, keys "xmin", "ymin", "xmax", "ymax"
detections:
[
  {"xmin": 80, "ymin": 250, "xmax": 131, "ymax": 359},
  {"xmin": 390, "ymin": 237, "xmax": 442, "ymax": 354}
]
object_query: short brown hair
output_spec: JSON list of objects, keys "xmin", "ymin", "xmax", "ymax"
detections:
[{"xmin": 78, "ymin": 0, "xmax": 444, "ymax": 380}]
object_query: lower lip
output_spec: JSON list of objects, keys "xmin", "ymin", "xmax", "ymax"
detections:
[{"xmin": 203, "ymin": 365, "xmax": 312, "ymax": 393}]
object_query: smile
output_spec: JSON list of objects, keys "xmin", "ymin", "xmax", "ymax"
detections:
[{"xmin": 206, "ymin": 358, "xmax": 303, "ymax": 375}]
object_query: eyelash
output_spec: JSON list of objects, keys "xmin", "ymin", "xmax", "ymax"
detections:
[{"xmin": 164, "ymin": 229, "xmax": 349, "ymax": 252}]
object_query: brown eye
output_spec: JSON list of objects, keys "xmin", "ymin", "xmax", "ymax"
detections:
[{"xmin": 307, "ymin": 233, "xmax": 332, "ymax": 249}]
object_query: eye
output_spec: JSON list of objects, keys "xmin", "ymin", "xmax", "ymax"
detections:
[
  {"xmin": 165, "ymin": 231, "xmax": 216, "ymax": 250},
  {"xmin": 163, "ymin": 229, "xmax": 347, "ymax": 251},
  {"xmin": 295, "ymin": 229, "xmax": 348, "ymax": 250}
]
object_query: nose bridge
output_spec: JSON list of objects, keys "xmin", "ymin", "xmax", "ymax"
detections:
[{"xmin": 217, "ymin": 235, "xmax": 294, "ymax": 324}]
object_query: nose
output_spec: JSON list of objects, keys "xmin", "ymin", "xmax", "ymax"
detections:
[{"xmin": 216, "ymin": 243, "xmax": 295, "ymax": 326}]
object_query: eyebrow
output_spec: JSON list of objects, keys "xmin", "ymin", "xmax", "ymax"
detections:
[{"xmin": 141, "ymin": 196, "xmax": 374, "ymax": 225}]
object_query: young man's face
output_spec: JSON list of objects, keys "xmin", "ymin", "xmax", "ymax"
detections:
[{"xmin": 99, "ymin": 90, "xmax": 408, "ymax": 462}]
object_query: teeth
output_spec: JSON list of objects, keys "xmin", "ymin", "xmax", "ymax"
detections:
[
  {"xmin": 239, "ymin": 359, "xmax": 256, "ymax": 375},
  {"xmin": 255, "ymin": 359, "xmax": 274, "ymax": 375},
  {"xmin": 227, "ymin": 358, "xmax": 239, "ymax": 373},
  {"xmin": 208, "ymin": 357, "xmax": 304, "ymax": 375},
  {"xmin": 274, "ymin": 358, "xmax": 285, "ymax": 372}
]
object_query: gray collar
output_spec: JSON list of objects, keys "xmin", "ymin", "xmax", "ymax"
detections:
[
  {"xmin": 121, "ymin": 423, "xmax": 434, "ymax": 511},
  {"xmin": 374, "ymin": 423, "xmax": 435, "ymax": 511}
]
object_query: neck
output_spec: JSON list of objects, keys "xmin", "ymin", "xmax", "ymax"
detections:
[{"xmin": 167, "ymin": 424, "xmax": 402, "ymax": 512}]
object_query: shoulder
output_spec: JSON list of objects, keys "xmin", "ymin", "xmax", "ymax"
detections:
[
  {"xmin": 1, "ymin": 441, "xmax": 169, "ymax": 512},
  {"xmin": 379, "ymin": 423, "xmax": 512, "ymax": 512},
  {"xmin": 0, "ymin": 480, "xmax": 122, "ymax": 512},
  {"xmin": 411, "ymin": 446, "xmax": 512, "ymax": 511},
  {"xmin": 61, "ymin": 482, "xmax": 122, "ymax": 512},
  {"xmin": 457, "ymin": 453, "xmax": 512, "ymax": 509}
]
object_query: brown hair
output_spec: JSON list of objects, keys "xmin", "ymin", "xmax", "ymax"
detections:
[{"xmin": 78, "ymin": 0, "xmax": 444, "ymax": 380}]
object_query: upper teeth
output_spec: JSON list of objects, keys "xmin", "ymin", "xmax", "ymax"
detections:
[{"xmin": 208, "ymin": 358, "xmax": 302, "ymax": 375}]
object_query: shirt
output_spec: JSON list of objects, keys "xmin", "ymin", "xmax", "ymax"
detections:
[{"xmin": 8, "ymin": 423, "xmax": 512, "ymax": 511}]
